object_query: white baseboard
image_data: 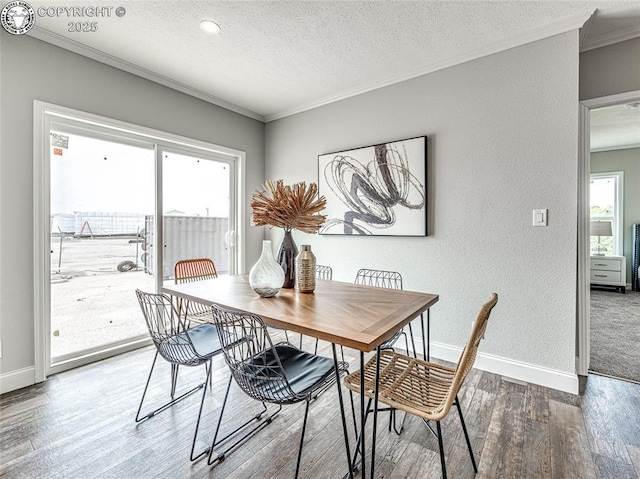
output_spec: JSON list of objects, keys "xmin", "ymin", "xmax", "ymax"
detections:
[
  {"xmin": 420, "ymin": 340, "xmax": 579, "ymax": 395},
  {"xmin": 2, "ymin": 341, "xmax": 580, "ymax": 396},
  {"xmin": 0, "ymin": 367, "xmax": 36, "ymax": 395}
]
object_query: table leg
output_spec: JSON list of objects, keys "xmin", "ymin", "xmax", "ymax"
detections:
[
  {"xmin": 332, "ymin": 344, "xmax": 354, "ymax": 479},
  {"xmin": 407, "ymin": 323, "xmax": 417, "ymax": 359},
  {"xmin": 370, "ymin": 347, "xmax": 381, "ymax": 478},
  {"xmin": 421, "ymin": 311, "xmax": 430, "ymax": 361},
  {"xmin": 360, "ymin": 351, "xmax": 366, "ymax": 479}
]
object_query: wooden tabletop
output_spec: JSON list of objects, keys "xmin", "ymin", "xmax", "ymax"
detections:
[{"xmin": 162, "ymin": 275, "xmax": 438, "ymax": 352}]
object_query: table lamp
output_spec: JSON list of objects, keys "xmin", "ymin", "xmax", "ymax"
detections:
[{"xmin": 590, "ymin": 220, "xmax": 612, "ymax": 256}]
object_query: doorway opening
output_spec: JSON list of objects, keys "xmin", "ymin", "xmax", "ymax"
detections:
[{"xmin": 578, "ymin": 90, "xmax": 640, "ymax": 384}]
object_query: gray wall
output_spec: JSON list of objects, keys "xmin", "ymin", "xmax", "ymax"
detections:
[
  {"xmin": 591, "ymin": 147, "xmax": 640, "ymax": 283},
  {"xmin": 265, "ymin": 32, "xmax": 580, "ymax": 376},
  {"xmin": 0, "ymin": 32, "xmax": 265, "ymax": 377},
  {"xmin": 580, "ymin": 37, "xmax": 640, "ymax": 101},
  {"xmin": 5, "ymin": 26, "xmax": 619, "ymax": 389}
]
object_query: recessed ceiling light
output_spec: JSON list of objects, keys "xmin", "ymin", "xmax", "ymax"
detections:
[
  {"xmin": 624, "ymin": 102, "xmax": 640, "ymax": 110},
  {"xmin": 200, "ymin": 20, "xmax": 220, "ymax": 34}
]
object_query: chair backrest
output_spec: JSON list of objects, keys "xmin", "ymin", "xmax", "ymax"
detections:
[
  {"xmin": 354, "ymin": 268, "xmax": 402, "ymax": 290},
  {"xmin": 315, "ymin": 264, "xmax": 333, "ymax": 281},
  {"xmin": 135, "ymin": 289, "xmax": 205, "ymax": 366},
  {"xmin": 174, "ymin": 258, "xmax": 217, "ymax": 318},
  {"xmin": 174, "ymin": 258, "xmax": 218, "ymax": 284},
  {"xmin": 210, "ymin": 303, "xmax": 298, "ymax": 403},
  {"xmin": 450, "ymin": 293, "xmax": 499, "ymax": 397}
]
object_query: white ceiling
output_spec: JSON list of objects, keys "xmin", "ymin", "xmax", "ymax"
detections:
[
  {"xmin": 26, "ymin": 0, "xmax": 640, "ymax": 148},
  {"xmin": 591, "ymin": 103, "xmax": 640, "ymax": 152}
]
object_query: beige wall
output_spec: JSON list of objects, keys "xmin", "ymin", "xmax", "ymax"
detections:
[
  {"xmin": 0, "ymin": 32, "xmax": 265, "ymax": 381},
  {"xmin": 591, "ymin": 148, "xmax": 640, "ymax": 283},
  {"xmin": 266, "ymin": 32, "xmax": 580, "ymax": 387}
]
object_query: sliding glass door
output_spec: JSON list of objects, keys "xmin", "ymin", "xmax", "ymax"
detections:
[{"xmin": 37, "ymin": 104, "xmax": 243, "ymax": 377}]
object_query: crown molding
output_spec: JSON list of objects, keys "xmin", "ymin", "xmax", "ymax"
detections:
[
  {"xmin": 26, "ymin": 26, "xmax": 265, "ymax": 122},
  {"xmin": 265, "ymin": 11, "xmax": 594, "ymax": 121},
  {"xmin": 27, "ymin": 9, "xmax": 596, "ymax": 125},
  {"xmin": 582, "ymin": 89, "xmax": 640, "ymax": 108},
  {"xmin": 580, "ymin": 25, "xmax": 640, "ymax": 52},
  {"xmin": 591, "ymin": 142, "xmax": 640, "ymax": 153},
  {"xmin": 579, "ymin": 10, "xmax": 595, "ymax": 46}
]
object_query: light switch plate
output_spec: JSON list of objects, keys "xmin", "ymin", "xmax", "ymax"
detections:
[{"xmin": 533, "ymin": 209, "xmax": 548, "ymax": 227}]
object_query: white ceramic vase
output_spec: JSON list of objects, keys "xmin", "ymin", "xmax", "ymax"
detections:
[{"xmin": 249, "ymin": 240, "xmax": 285, "ymax": 297}]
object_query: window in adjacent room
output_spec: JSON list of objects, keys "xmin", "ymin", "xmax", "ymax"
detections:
[{"xmin": 589, "ymin": 171, "xmax": 623, "ymax": 256}]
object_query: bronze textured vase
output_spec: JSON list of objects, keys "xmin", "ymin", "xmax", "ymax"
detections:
[
  {"xmin": 295, "ymin": 245, "xmax": 316, "ymax": 293},
  {"xmin": 277, "ymin": 229, "xmax": 298, "ymax": 289}
]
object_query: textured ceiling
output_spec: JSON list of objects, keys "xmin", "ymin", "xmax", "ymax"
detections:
[
  {"xmin": 27, "ymin": 0, "xmax": 640, "ymax": 144},
  {"xmin": 591, "ymin": 103, "xmax": 640, "ymax": 152}
]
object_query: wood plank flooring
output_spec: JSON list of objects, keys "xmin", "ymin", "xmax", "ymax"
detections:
[{"xmin": 1, "ymin": 336, "xmax": 639, "ymax": 478}]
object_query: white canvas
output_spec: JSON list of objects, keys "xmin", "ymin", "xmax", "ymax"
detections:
[{"xmin": 318, "ymin": 136, "xmax": 427, "ymax": 236}]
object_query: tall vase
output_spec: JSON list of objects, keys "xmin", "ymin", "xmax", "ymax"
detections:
[
  {"xmin": 295, "ymin": 245, "xmax": 316, "ymax": 293},
  {"xmin": 277, "ymin": 229, "xmax": 298, "ymax": 289},
  {"xmin": 249, "ymin": 240, "xmax": 285, "ymax": 297}
]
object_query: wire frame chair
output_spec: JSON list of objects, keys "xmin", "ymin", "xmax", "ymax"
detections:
[
  {"xmin": 344, "ymin": 293, "xmax": 499, "ymax": 479},
  {"xmin": 354, "ymin": 268, "xmax": 407, "ymax": 351},
  {"xmin": 208, "ymin": 303, "xmax": 350, "ymax": 477},
  {"xmin": 315, "ymin": 264, "xmax": 333, "ymax": 281},
  {"xmin": 134, "ymin": 289, "xmax": 222, "ymax": 461},
  {"xmin": 174, "ymin": 258, "xmax": 218, "ymax": 323},
  {"xmin": 353, "ymin": 268, "xmax": 414, "ymax": 434},
  {"xmin": 277, "ymin": 265, "xmax": 335, "ymax": 350},
  {"xmin": 308, "ymin": 265, "xmax": 333, "ymax": 353},
  {"xmin": 354, "ymin": 268, "xmax": 402, "ymax": 289}
]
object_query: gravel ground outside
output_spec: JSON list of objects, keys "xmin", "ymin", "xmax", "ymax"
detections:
[{"xmin": 50, "ymin": 236, "xmax": 155, "ymax": 358}]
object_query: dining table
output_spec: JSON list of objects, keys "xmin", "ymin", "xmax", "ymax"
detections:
[{"xmin": 162, "ymin": 274, "xmax": 438, "ymax": 478}]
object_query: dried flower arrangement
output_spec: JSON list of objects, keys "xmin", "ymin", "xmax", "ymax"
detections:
[{"xmin": 251, "ymin": 180, "xmax": 327, "ymax": 234}]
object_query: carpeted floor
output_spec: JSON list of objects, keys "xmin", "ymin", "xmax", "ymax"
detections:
[{"xmin": 590, "ymin": 288, "xmax": 640, "ymax": 383}]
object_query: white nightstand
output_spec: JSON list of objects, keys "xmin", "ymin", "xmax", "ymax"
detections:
[{"xmin": 590, "ymin": 255, "xmax": 626, "ymax": 293}]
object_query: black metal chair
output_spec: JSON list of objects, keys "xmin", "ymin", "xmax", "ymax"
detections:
[
  {"xmin": 315, "ymin": 264, "xmax": 333, "ymax": 281},
  {"xmin": 354, "ymin": 268, "xmax": 413, "ymax": 352},
  {"xmin": 208, "ymin": 303, "xmax": 352, "ymax": 478},
  {"xmin": 289, "ymin": 264, "xmax": 335, "ymax": 352},
  {"xmin": 134, "ymin": 289, "xmax": 221, "ymax": 461},
  {"xmin": 310, "ymin": 264, "xmax": 333, "ymax": 354}
]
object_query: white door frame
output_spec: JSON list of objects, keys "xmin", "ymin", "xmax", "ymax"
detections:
[
  {"xmin": 33, "ymin": 100, "xmax": 246, "ymax": 382},
  {"xmin": 576, "ymin": 89, "xmax": 640, "ymax": 376}
]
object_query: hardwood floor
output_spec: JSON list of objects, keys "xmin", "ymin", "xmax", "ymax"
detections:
[{"xmin": 1, "ymin": 337, "xmax": 639, "ymax": 478}]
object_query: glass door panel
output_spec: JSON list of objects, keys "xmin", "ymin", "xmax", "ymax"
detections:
[
  {"xmin": 157, "ymin": 149, "xmax": 233, "ymax": 282},
  {"xmin": 50, "ymin": 130, "xmax": 155, "ymax": 362}
]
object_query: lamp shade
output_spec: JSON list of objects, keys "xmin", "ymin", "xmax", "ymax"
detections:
[{"xmin": 590, "ymin": 220, "xmax": 612, "ymax": 237}]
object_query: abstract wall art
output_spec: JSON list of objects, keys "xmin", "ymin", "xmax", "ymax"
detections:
[{"xmin": 318, "ymin": 136, "xmax": 427, "ymax": 236}]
